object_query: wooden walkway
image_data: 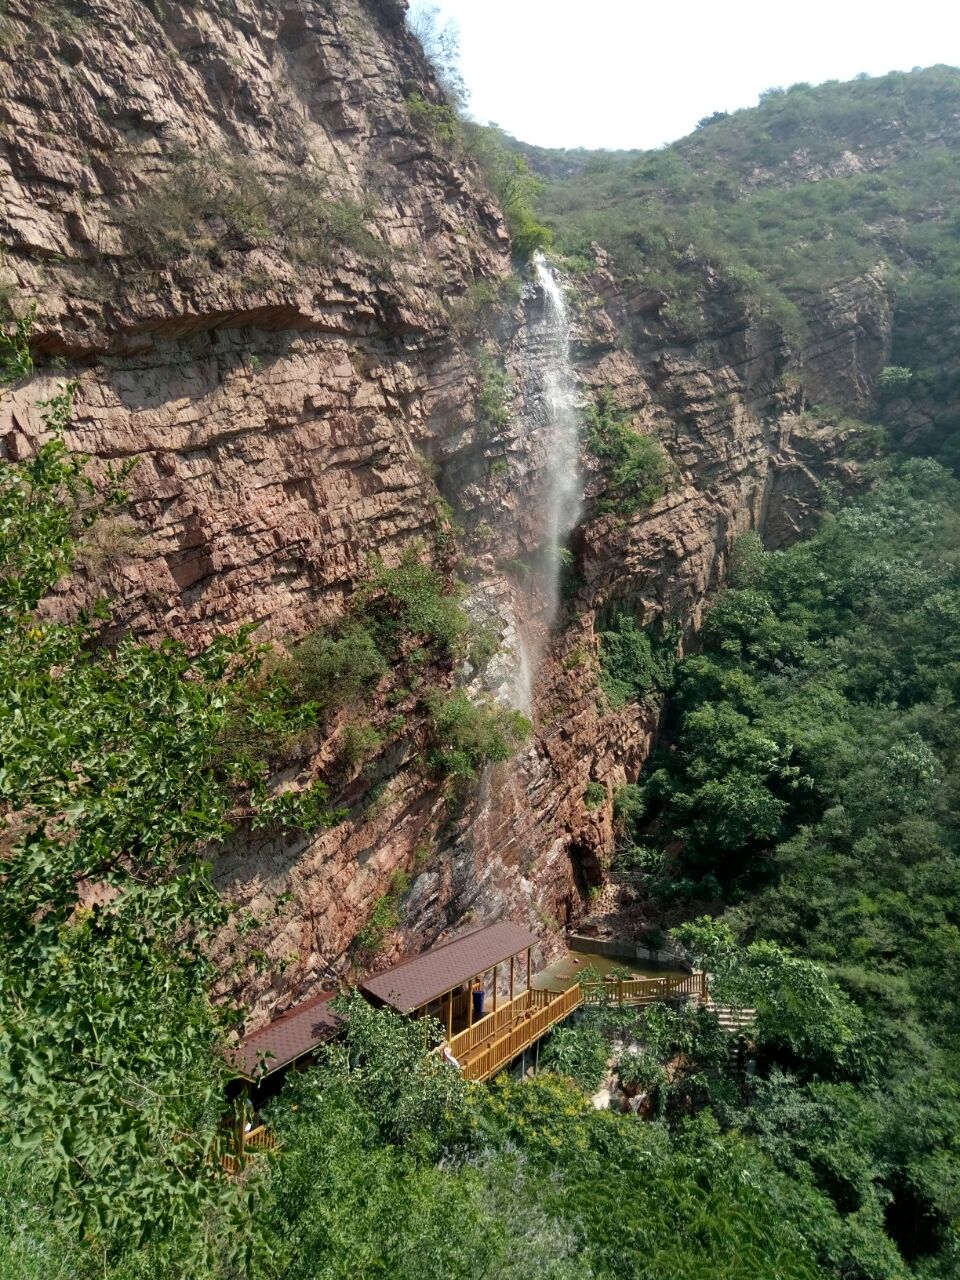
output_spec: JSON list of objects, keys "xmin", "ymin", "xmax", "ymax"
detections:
[{"xmin": 445, "ymin": 970, "xmax": 708, "ymax": 1083}]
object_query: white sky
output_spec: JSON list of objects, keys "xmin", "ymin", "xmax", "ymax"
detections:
[{"xmin": 408, "ymin": 0, "xmax": 960, "ymax": 150}]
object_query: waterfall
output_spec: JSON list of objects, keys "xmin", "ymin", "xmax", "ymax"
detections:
[
  {"xmin": 533, "ymin": 251, "xmax": 582, "ymax": 626},
  {"xmin": 478, "ymin": 253, "xmax": 582, "ymax": 716}
]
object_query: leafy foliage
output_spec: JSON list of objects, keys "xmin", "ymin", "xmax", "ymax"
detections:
[
  {"xmin": 287, "ymin": 618, "xmax": 387, "ymax": 711},
  {"xmin": 122, "ymin": 145, "xmax": 383, "ymax": 269},
  {"xmin": 352, "ymin": 548, "xmax": 468, "ymax": 663},
  {"xmin": 531, "ymin": 65, "xmax": 960, "ymax": 374},
  {"xmin": 352, "ymin": 872, "xmax": 411, "ymax": 955},
  {"xmin": 423, "ymin": 689, "xmax": 531, "ymax": 778},
  {"xmin": 540, "ymin": 1024, "xmax": 609, "ymax": 1091},
  {"xmin": 0, "ymin": 302, "xmax": 35, "ymax": 386},
  {"xmin": 598, "ymin": 612, "xmax": 678, "ymax": 709},
  {"xmin": 0, "ymin": 383, "xmax": 339, "ymax": 1263},
  {"xmin": 476, "ymin": 347, "xmax": 511, "ymax": 437},
  {"xmin": 583, "ymin": 781, "xmax": 606, "ymax": 810},
  {"xmin": 618, "ymin": 462, "xmax": 960, "ymax": 1272},
  {"xmin": 586, "ymin": 392, "xmax": 671, "ymax": 515}
]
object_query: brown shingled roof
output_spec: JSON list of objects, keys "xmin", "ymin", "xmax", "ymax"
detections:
[
  {"xmin": 230, "ymin": 990, "xmax": 342, "ymax": 1080},
  {"xmin": 359, "ymin": 921, "xmax": 537, "ymax": 1013}
]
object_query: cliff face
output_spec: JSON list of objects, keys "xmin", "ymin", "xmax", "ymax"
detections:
[{"xmin": 0, "ymin": 0, "xmax": 860, "ymax": 1027}]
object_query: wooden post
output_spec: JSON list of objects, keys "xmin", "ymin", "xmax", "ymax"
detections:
[
  {"xmin": 493, "ymin": 964, "xmax": 498, "ymax": 1012},
  {"xmin": 468, "ymin": 978, "xmax": 474, "ymax": 1027},
  {"xmin": 526, "ymin": 947, "xmax": 532, "ymax": 992},
  {"xmin": 510, "ymin": 955, "xmax": 515, "ymax": 1002},
  {"xmin": 446, "ymin": 991, "xmax": 453, "ymax": 1039},
  {"xmin": 617, "ymin": 976, "xmax": 623, "ymax": 1005}
]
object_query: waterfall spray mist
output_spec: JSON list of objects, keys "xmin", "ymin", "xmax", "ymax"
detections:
[{"xmin": 533, "ymin": 251, "xmax": 582, "ymax": 626}]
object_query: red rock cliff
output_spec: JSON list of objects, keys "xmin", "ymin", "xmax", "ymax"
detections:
[{"xmin": 0, "ymin": 0, "xmax": 857, "ymax": 1028}]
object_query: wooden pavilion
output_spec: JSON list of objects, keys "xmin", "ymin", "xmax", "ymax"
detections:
[
  {"xmin": 360, "ymin": 920, "xmax": 538, "ymax": 1039},
  {"xmin": 360, "ymin": 920, "xmax": 589, "ymax": 1081}
]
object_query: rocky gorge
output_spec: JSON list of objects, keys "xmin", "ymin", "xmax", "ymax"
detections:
[{"xmin": 0, "ymin": 0, "xmax": 883, "ymax": 1032}]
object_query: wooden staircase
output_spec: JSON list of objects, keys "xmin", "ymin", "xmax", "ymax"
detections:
[
  {"xmin": 443, "ymin": 971, "xmax": 712, "ymax": 1083},
  {"xmin": 703, "ymin": 998, "xmax": 756, "ymax": 1034}
]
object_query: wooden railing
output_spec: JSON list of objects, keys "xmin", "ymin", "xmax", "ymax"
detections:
[
  {"xmin": 459, "ymin": 983, "xmax": 584, "ymax": 1082},
  {"xmin": 580, "ymin": 970, "xmax": 707, "ymax": 1007},
  {"xmin": 446, "ymin": 988, "xmax": 543, "ymax": 1061},
  {"xmin": 221, "ymin": 1123, "xmax": 279, "ymax": 1175},
  {"xmin": 443, "ymin": 970, "xmax": 707, "ymax": 1084}
]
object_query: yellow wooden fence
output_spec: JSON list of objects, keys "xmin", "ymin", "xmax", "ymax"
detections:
[
  {"xmin": 445, "ymin": 969, "xmax": 707, "ymax": 1083},
  {"xmin": 580, "ymin": 970, "xmax": 707, "ymax": 1007}
]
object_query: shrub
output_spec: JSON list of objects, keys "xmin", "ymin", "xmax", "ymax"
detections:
[
  {"xmin": 618, "ymin": 1048, "xmax": 668, "ymax": 1098},
  {"xmin": 613, "ymin": 782, "xmax": 646, "ymax": 828},
  {"xmin": 583, "ymin": 781, "xmax": 606, "ymax": 810},
  {"xmin": 586, "ymin": 392, "xmax": 671, "ymax": 515},
  {"xmin": 446, "ymin": 278, "xmax": 500, "ymax": 335},
  {"xmin": 463, "ymin": 124, "xmax": 554, "ymax": 260},
  {"xmin": 599, "ymin": 613, "xmax": 678, "ymax": 708},
  {"xmin": 353, "ymin": 550, "xmax": 468, "ymax": 662},
  {"xmin": 339, "ymin": 719, "xmax": 383, "ymax": 769},
  {"xmin": 476, "ymin": 349, "xmax": 511, "ymax": 437},
  {"xmin": 122, "ymin": 146, "xmax": 383, "ymax": 269},
  {"xmin": 353, "ymin": 871, "xmax": 411, "ymax": 954},
  {"xmin": 468, "ymin": 622, "xmax": 499, "ymax": 670},
  {"xmin": 0, "ymin": 302, "xmax": 35, "ymax": 387},
  {"xmin": 290, "ymin": 620, "xmax": 387, "ymax": 710},
  {"xmin": 424, "ymin": 689, "xmax": 530, "ymax": 778},
  {"xmin": 405, "ymin": 91, "xmax": 459, "ymax": 145},
  {"xmin": 540, "ymin": 1025, "xmax": 609, "ymax": 1092},
  {"xmin": 878, "ymin": 365, "xmax": 913, "ymax": 393}
]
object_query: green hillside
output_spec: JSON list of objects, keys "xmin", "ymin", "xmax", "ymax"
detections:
[{"xmin": 529, "ymin": 66, "xmax": 960, "ymax": 450}]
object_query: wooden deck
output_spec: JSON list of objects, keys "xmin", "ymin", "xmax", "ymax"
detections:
[{"xmin": 445, "ymin": 970, "xmax": 708, "ymax": 1082}]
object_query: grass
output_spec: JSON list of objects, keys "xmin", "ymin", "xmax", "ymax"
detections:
[{"xmin": 122, "ymin": 145, "xmax": 384, "ymax": 271}]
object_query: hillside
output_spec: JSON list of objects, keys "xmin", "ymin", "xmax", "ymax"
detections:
[{"xmin": 529, "ymin": 66, "xmax": 960, "ymax": 450}]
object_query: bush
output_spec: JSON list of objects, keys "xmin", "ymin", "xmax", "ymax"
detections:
[
  {"xmin": 339, "ymin": 719, "xmax": 383, "ymax": 769},
  {"xmin": 586, "ymin": 392, "xmax": 671, "ymax": 516},
  {"xmin": 0, "ymin": 302, "xmax": 34, "ymax": 386},
  {"xmin": 599, "ymin": 613, "xmax": 678, "ymax": 708},
  {"xmin": 122, "ymin": 146, "xmax": 383, "ymax": 269},
  {"xmin": 476, "ymin": 349, "xmax": 511, "ymax": 437},
  {"xmin": 424, "ymin": 690, "xmax": 530, "ymax": 778},
  {"xmin": 878, "ymin": 365, "xmax": 913, "ymax": 393},
  {"xmin": 618, "ymin": 1048, "xmax": 668, "ymax": 1098},
  {"xmin": 290, "ymin": 620, "xmax": 387, "ymax": 710},
  {"xmin": 353, "ymin": 550, "xmax": 468, "ymax": 662},
  {"xmin": 405, "ymin": 91, "xmax": 459, "ymax": 146},
  {"xmin": 540, "ymin": 1024, "xmax": 609, "ymax": 1092},
  {"xmin": 463, "ymin": 124, "xmax": 554, "ymax": 260},
  {"xmin": 583, "ymin": 781, "xmax": 606, "ymax": 810},
  {"xmin": 353, "ymin": 871, "xmax": 411, "ymax": 954}
]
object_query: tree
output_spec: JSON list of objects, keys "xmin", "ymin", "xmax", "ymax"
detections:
[
  {"xmin": 0, "ymin": 379, "xmax": 337, "ymax": 1262},
  {"xmin": 675, "ymin": 920, "xmax": 866, "ymax": 1076}
]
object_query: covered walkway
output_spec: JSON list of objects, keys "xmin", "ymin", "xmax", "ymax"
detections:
[
  {"xmin": 360, "ymin": 920, "xmax": 539, "ymax": 1040},
  {"xmin": 362, "ymin": 922, "xmax": 709, "ymax": 1083}
]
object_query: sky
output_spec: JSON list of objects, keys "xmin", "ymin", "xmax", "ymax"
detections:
[{"xmin": 407, "ymin": 0, "xmax": 960, "ymax": 151}]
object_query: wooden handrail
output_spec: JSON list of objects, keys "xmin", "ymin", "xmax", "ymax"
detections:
[
  {"xmin": 446, "ymin": 987, "xmax": 538, "ymax": 1060},
  {"xmin": 579, "ymin": 970, "xmax": 706, "ymax": 1006},
  {"xmin": 442, "ymin": 969, "xmax": 708, "ymax": 1084}
]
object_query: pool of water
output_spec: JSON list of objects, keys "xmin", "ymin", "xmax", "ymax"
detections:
[{"xmin": 532, "ymin": 947, "xmax": 688, "ymax": 993}]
